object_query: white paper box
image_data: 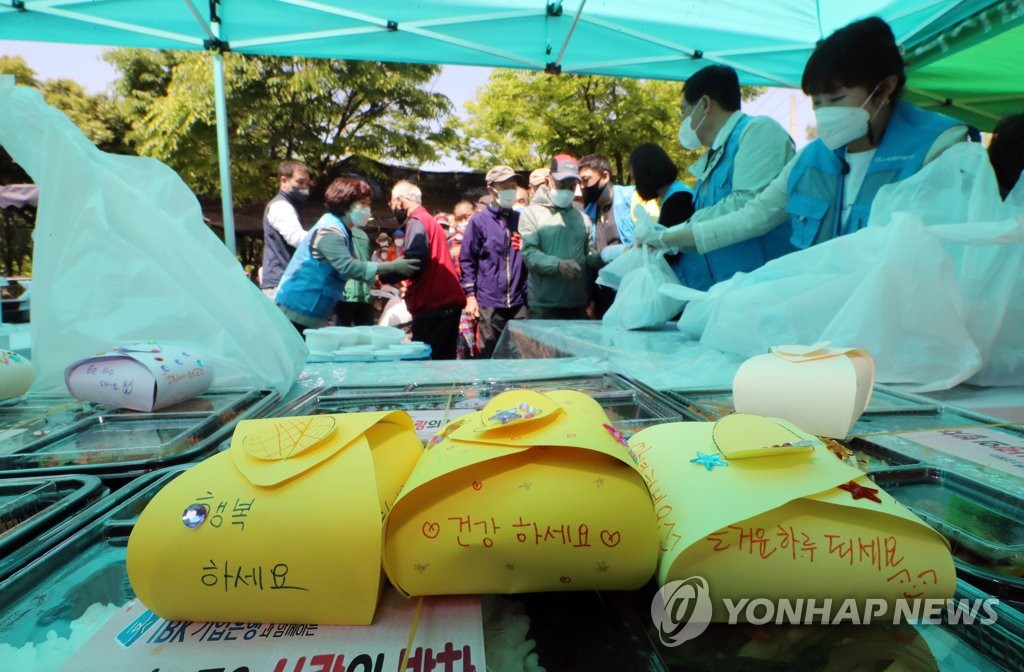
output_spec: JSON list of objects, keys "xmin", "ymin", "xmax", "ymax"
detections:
[
  {"xmin": 0, "ymin": 350, "xmax": 34, "ymax": 401},
  {"xmin": 65, "ymin": 343, "xmax": 213, "ymax": 411},
  {"xmin": 732, "ymin": 342, "xmax": 875, "ymax": 438}
]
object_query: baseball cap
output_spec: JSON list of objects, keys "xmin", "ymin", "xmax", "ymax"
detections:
[
  {"xmin": 376, "ymin": 232, "xmax": 389, "ymax": 244},
  {"xmin": 394, "ymin": 229, "xmax": 405, "ymax": 238},
  {"xmin": 485, "ymin": 165, "xmax": 517, "ymax": 184},
  {"xmin": 529, "ymin": 167, "xmax": 550, "ymax": 187},
  {"xmin": 550, "ymin": 154, "xmax": 580, "ymax": 181}
]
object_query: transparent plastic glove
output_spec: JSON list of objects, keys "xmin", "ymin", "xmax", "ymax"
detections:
[
  {"xmin": 600, "ymin": 243, "xmax": 626, "ymax": 263},
  {"xmin": 631, "ymin": 203, "xmax": 667, "ymax": 248}
]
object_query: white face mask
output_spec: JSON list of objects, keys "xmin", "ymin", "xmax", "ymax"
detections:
[
  {"xmin": 346, "ymin": 205, "xmax": 371, "ymax": 228},
  {"xmin": 549, "ymin": 188, "xmax": 575, "ymax": 208},
  {"xmin": 495, "ymin": 188, "xmax": 517, "ymax": 209},
  {"xmin": 814, "ymin": 84, "xmax": 884, "ymax": 151},
  {"xmin": 677, "ymin": 99, "xmax": 706, "ymax": 151}
]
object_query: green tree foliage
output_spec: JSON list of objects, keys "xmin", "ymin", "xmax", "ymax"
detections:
[
  {"xmin": 0, "ymin": 55, "xmax": 39, "ymax": 88},
  {"xmin": 455, "ymin": 69, "xmax": 697, "ymax": 179},
  {"xmin": 106, "ymin": 50, "xmax": 456, "ymax": 203},
  {"xmin": 1, "ymin": 55, "xmax": 126, "ymax": 182},
  {"xmin": 456, "ymin": 69, "xmax": 765, "ymax": 183},
  {"xmin": 1, "ymin": 56, "xmax": 125, "ymax": 277}
]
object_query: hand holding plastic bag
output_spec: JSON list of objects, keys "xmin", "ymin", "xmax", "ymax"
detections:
[
  {"xmin": 602, "ymin": 246, "xmax": 686, "ymax": 330},
  {"xmin": 596, "ymin": 244, "xmax": 644, "ymax": 289},
  {"xmin": 675, "ymin": 143, "xmax": 1024, "ymax": 391},
  {"xmin": 630, "ymin": 203, "xmax": 668, "ymax": 247},
  {"xmin": 600, "ymin": 243, "xmax": 626, "ymax": 263}
]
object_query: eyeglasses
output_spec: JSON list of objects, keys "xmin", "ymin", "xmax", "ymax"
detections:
[{"xmin": 680, "ymin": 96, "xmax": 705, "ymax": 118}]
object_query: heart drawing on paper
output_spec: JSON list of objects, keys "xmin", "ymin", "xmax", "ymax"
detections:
[
  {"xmin": 421, "ymin": 521, "xmax": 440, "ymax": 539},
  {"xmin": 600, "ymin": 530, "xmax": 621, "ymax": 547}
]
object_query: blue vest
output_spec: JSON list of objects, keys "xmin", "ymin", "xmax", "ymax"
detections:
[
  {"xmin": 275, "ymin": 214, "xmax": 352, "ymax": 322},
  {"xmin": 662, "ymin": 179, "xmax": 693, "ymax": 204},
  {"xmin": 260, "ymin": 191, "xmax": 302, "ymax": 289},
  {"xmin": 787, "ymin": 101, "xmax": 960, "ymax": 249},
  {"xmin": 612, "ymin": 185, "xmax": 638, "ymax": 244},
  {"xmin": 677, "ymin": 115, "xmax": 791, "ymax": 291}
]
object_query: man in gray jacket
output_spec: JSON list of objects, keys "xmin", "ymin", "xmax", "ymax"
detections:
[{"xmin": 518, "ymin": 154, "xmax": 601, "ymax": 319}]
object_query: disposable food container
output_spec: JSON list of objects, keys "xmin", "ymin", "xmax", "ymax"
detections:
[{"xmin": 0, "ymin": 389, "xmax": 277, "ymax": 484}]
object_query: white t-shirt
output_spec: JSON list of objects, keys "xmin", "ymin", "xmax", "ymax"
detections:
[{"xmin": 841, "ymin": 148, "xmax": 876, "ymax": 226}]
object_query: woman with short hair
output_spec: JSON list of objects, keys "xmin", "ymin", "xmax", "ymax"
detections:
[{"xmin": 276, "ymin": 176, "xmax": 419, "ymax": 332}]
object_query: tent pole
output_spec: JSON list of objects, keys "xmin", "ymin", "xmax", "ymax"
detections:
[{"xmin": 211, "ymin": 27, "xmax": 236, "ymax": 255}]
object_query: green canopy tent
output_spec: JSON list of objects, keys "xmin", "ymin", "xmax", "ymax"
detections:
[
  {"xmin": 2, "ymin": 0, "xmax": 1019, "ymax": 251},
  {"xmin": 903, "ymin": 2, "xmax": 1024, "ymax": 132}
]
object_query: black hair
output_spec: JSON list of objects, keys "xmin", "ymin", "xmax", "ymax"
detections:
[
  {"xmin": 801, "ymin": 17, "xmax": 906, "ymax": 100},
  {"xmin": 683, "ymin": 65, "xmax": 741, "ymax": 111},
  {"xmin": 989, "ymin": 112, "xmax": 1024, "ymax": 200},
  {"xmin": 629, "ymin": 143, "xmax": 678, "ymax": 201},
  {"xmin": 463, "ymin": 187, "xmax": 488, "ymax": 203},
  {"xmin": 579, "ymin": 154, "xmax": 613, "ymax": 178}
]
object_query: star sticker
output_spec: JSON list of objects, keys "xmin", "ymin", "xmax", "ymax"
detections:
[
  {"xmin": 837, "ymin": 480, "xmax": 882, "ymax": 503},
  {"xmin": 488, "ymin": 408, "xmax": 522, "ymax": 424},
  {"xmin": 519, "ymin": 482, "xmax": 532, "ymax": 491},
  {"xmin": 690, "ymin": 451, "xmax": 729, "ymax": 471},
  {"xmin": 593, "ymin": 478, "xmax": 606, "ymax": 488},
  {"xmin": 413, "ymin": 563, "xmax": 429, "ymax": 573},
  {"xmin": 595, "ymin": 561, "xmax": 609, "ymax": 573}
]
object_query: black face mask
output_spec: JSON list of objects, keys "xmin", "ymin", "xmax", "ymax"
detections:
[
  {"xmin": 392, "ymin": 206, "xmax": 408, "ymax": 226},
  {"xmin": 285, "ymin": 187, "xmax": 309, "ymax": 207},
  {"xmin": 582, "ymin": 181, "xmax": 609, "ymax": 205}
]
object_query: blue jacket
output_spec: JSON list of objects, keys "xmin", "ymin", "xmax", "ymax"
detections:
[
  {"xmin": 460, "ymin": 204, "xmax": 527, "ymax": 308},
  {"xmin": 677, "ymin": 115, "xmax": 792, "ymax": 291},
  {"xmin": 584, "ymin": 184, "xmax": 642, "ymax": 246},
  {"xmin": 787, "ymin": 101, "xmax": 961, "ymax": 249},
  {"xmin": 275, "ymin": 214, "xmax": 351, "ymax": 322}
]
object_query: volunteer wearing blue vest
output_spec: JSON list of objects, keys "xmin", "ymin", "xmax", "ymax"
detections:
[
  {"xmin": 579, "ymin": 154, "xmax": 642, "ymax": 317},
  {"xmin": 260, "ymin": 160, "xmax": 310, "ymax": 300},
  {"xmin": 675, "ymin": 65, "xmax": 796, "ymax": 290},
  {"xmin": 628, "ymin": 143, "xmax": 695, "ymax": 229},
  {"xmin": 637, "ymin": 17, "xmax": 967, "ymax": 257},
  {"xmin": 276, "ymin": 176, "xmax": 420, "ymax": 333}
]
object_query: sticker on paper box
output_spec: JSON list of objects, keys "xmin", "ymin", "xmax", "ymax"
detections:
[
  {"xmin": 0, "ymin": 349, "xmax": 33, "ymax": 401},
  {"xmin": 65, "ymin": 343, "xmax": 213, "ymax": 411}
]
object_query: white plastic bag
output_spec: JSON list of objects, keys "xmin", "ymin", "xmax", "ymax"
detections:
[
  {"xmin": 599, "ymin": 205, "xmax": 675, "ymax": 290},
  {"xmin": 596, "ymin": 244, "xmax": 646, "ymax": 289},
  {"xmin": 0, "ymin": 77, "xmax": 306, "ymax": 395},
  {"xmin": 866, "ymin": 143, "xmax": 1024, "ymax": 387},
  {"xmin": 675, "ymin": 143, "xmax": 1024, "ymax": 392},
  {"xmin": 602, "ymin": 247, "xmax": 686, "ymax": 330}
]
